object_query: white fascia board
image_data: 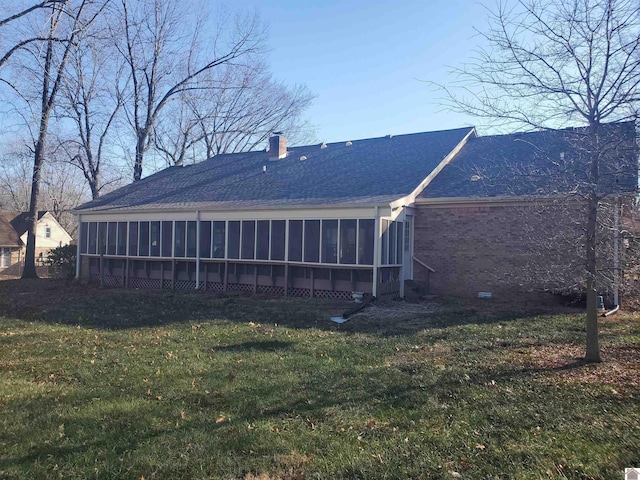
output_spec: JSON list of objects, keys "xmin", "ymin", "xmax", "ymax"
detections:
[
  {"xmin": 78, "ymin": 205, "xmax": 394, "ymax": 223},
  {"xmin": 390, "ymin": 127, "xmax": 477, "ymax": 210}
]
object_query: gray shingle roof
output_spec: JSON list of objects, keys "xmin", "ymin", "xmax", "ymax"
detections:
[
  {"xmin": 0, "ymin": 211, "xmax": 48, "ymax": 246},
  {"xmin": 421, "ymin": 122, "xmax": 638, "ymax": 199},
  {"xmin": 75, "ymin": 127, "xmax": 475, "ymax": 213}
]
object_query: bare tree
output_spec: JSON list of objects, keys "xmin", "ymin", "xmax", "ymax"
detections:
[
  {"xmin": 58, "ymin": 6, "xmax": 125, "ymax": 199},
  {"xmin": 0, "ymin": 0, "xmax": 108, "ymax": 278},
  {"xmin": 115, "ymin": 0, "xmax": 264, "ymax": 181},
  {"xmin": 441, "ymin": 0, "xmax": 640, "ymax": 362},
  {"xmin": 0, "ymin": 143, "xmax": 87, "ymax": 234},
  {"xmin": 154, "ymin": 62, "xmax": 314, "ymax": 165}
]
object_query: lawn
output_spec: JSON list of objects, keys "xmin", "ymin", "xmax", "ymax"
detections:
[{"xmin": 0, "ymin": 279, "xmax": 638, "ymax": 479}]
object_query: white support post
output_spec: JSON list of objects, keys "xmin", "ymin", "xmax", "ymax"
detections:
[
  {"xmin": 195, "ymin": 211, "xmax": 201, "ymax": 289},
  {"xmin": 372, "ymin": 206, "xmax": 380, "ymax": 298},
  {"xmin": 75, "ymin": 214, "xmax": 82, "ymax": 279}
]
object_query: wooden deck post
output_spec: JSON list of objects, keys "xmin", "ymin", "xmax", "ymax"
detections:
[{"xmin": 284, "ymin": 264, "xmax": 289, "ymax": 297}]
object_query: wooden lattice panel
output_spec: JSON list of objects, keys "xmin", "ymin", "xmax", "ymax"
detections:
[
  {"xmin": 102, "ymin": 275, "xmax": 123, "ymax": 288},
  {"xmin": 227, "ymin": 283, "xmax": 253, "ymax": 293},
  {"xmin": 206, "ymin": 282, "xmax": 225, "ymax": 292},
  {"xmin": 313, "ymin": 289, "xmax": 353, "ymax": 300},
  {"xmin": 174, "ymin": 280, "xmax": 197, "ymax": 291},
  {"xmin": 288, "ymin": 287, "xmax": 311, "ymax": 298},
  {"xmin": 256, "ymin": 285, "xmax": 285, "ymax": 296},
  {"xmin": 128, "ymin": 278, "xmax": 162, "ymax": 289}
]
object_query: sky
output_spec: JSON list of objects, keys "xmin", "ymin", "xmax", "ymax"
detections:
[{"xmin": 232, "ymin": 0, "xmax": 489, "ymax": 144}]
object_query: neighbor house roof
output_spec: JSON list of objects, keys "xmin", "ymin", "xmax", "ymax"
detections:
[
  {"xmin": 0, "ymin": 212, "xmax": 22, "ymax": 246},
  {"xmin": 75, "ymin": 127, "xmax": 475, "ymax": 213},
  {"xmin": 0, "ymin": 211, "xmax": 52, "ymax": 247},
  {"xmin": 421, "ymin": 121, "xmax": 638, "ymax": 199},
  {"xmin": 10, "ymin": 211, "xmax": 48, "ymax": 237}
]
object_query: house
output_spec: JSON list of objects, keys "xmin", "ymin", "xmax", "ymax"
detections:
[
  {"xmin": 0, "ymin": 211, "xmax": 73, "ymax": 275},
  {"xmin": 73, "ymin": 123, "xmax": 638, "ymax": 301}
]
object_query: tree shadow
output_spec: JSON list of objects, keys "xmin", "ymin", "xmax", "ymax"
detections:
[{"xmin": 0, "ymin": 278, "xmax": 582, "ymax": 336}]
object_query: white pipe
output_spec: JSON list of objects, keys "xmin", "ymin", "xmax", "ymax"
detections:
[
  {"xmin": 195, "ymin": 210, "xmax": 201, "ymax": 289},
  {"xmin": 603, "ymin": 304, "xmax": 620, "ymax": 317}
]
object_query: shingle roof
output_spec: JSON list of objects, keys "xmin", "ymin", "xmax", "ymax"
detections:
[
  {"xmin": 75, "ymin": 127, "xmax": 475, "ymax": 213},
  {"xmin": 10, "ymin": 211, "xmax": 47, "ymax": 237},
  {"xmin": 421, "ymin": 122, "xmax": 638, "ymax": 199},
  {"xmin": 0, "ymin": 211, "xmax": 22, "ymax": 246}
]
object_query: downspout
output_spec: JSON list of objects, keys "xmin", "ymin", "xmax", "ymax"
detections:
[
  {"xmin": 195, "ymin": 210, "xmax": 201, "ymax": 290},
  {"xmin": 613, "ymin": 196, "xmax": 620, "ymax": 307},
  {"xmin": 75, "ymin": 214, "xmax": 82, "ymax": 279},
  {"xmin": 372, "ymin": 206, "xmax": 380, "ymax": 298}
]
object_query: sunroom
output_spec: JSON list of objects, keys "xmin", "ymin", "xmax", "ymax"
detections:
[{"xmin": 76, "ymin": 207, "xmax": 411, "ymax": 300}]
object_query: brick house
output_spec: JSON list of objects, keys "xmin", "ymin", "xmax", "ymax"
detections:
[
  {"xmin": 0, "ymin": 211, "xmax": 73, "ymax": 276},
  {"xmin": 74, "ymin": 123, "xmax": 637, "ymax": 301}
]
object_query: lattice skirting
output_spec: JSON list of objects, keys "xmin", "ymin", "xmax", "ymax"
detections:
[
  {"xmin": 174, "ymin": 280, "xmax": 197, "ymax": 290},
  {"xmin": 227, "ymin": 283, "xmax": 254, "ymax": 293},
  {"xmin": 128, "ymin": 277, "xmax": 162, "ymax": 289},
  {"xmin": 313, "ymin": 289, "xmax": 353, "ymax": 300},
  {"xmin": 206, "ymin": 281, "xmax": 225, "ymax": 292},
  {"xmin": 288, "ymin": 287, "xmax": 311, "ymax": 297},
  {"xmin": 257, "ymin": 285, "xmax": 285, "ymax": 296}
]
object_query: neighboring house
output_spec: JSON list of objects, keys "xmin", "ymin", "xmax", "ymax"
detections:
[
  {"xmin": 0, "ymin": 211, "xmax": 73, "ymax": 276},
  {"xmin": 73, "ymin": 123, "xmax": 637, "ymax": 301}
]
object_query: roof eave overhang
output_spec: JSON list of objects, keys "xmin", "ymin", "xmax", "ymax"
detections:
[{"xmin": 73, "ymin": 200, "xmax": 399, "ymax": 216}]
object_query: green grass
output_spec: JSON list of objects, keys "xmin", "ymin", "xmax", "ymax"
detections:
[{"xmin": 0, "ymin": 287, "xmax": 638, "ymax": 479}]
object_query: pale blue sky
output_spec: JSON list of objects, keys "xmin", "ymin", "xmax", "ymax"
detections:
[{"xmin": 233, "ymin": 0, "xmax": 488, "ymax": 143}]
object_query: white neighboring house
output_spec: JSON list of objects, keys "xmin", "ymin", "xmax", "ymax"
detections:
[{"xmin": 0, "ymin": 211, "xmax": 73, "ymax": 275}]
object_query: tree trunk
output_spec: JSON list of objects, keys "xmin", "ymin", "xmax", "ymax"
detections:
[
  {"xmin": 133, "ymin": 134, "xmax": 144, "ymax": 181},
  {"xmin": 584, "ymin": 193, "xmax": 601, "ymax": 362},
  {"xmin": 22, "ymin": 142, "xmax": 45, "ymax": 279},
  {"xmin": 584, "ymin": 124, "xmax": 602, "ymax": 363}
]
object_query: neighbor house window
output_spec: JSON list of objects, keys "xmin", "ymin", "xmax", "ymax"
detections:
[
  {"xmin": 45, "ymin": 225, "xmax": 51, "ymax": 238},
  {"xmin": 0, "ymin": 248, "xmax": 10, "ymax": 267}
]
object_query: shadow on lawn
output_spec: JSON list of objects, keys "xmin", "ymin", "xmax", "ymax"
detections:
[{"xmin": 0, "ymin": 278, "xmax": 577, "ymax": 335}]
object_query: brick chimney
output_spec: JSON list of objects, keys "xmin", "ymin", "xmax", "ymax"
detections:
[{"xmin": 269, "ymin": 132, "xmax": 287, "ymax": 160}]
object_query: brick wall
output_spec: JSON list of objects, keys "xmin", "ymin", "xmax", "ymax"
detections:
[{"xmin": 413, "ymin": 199, "xmax": 600, "ymax": 298}]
